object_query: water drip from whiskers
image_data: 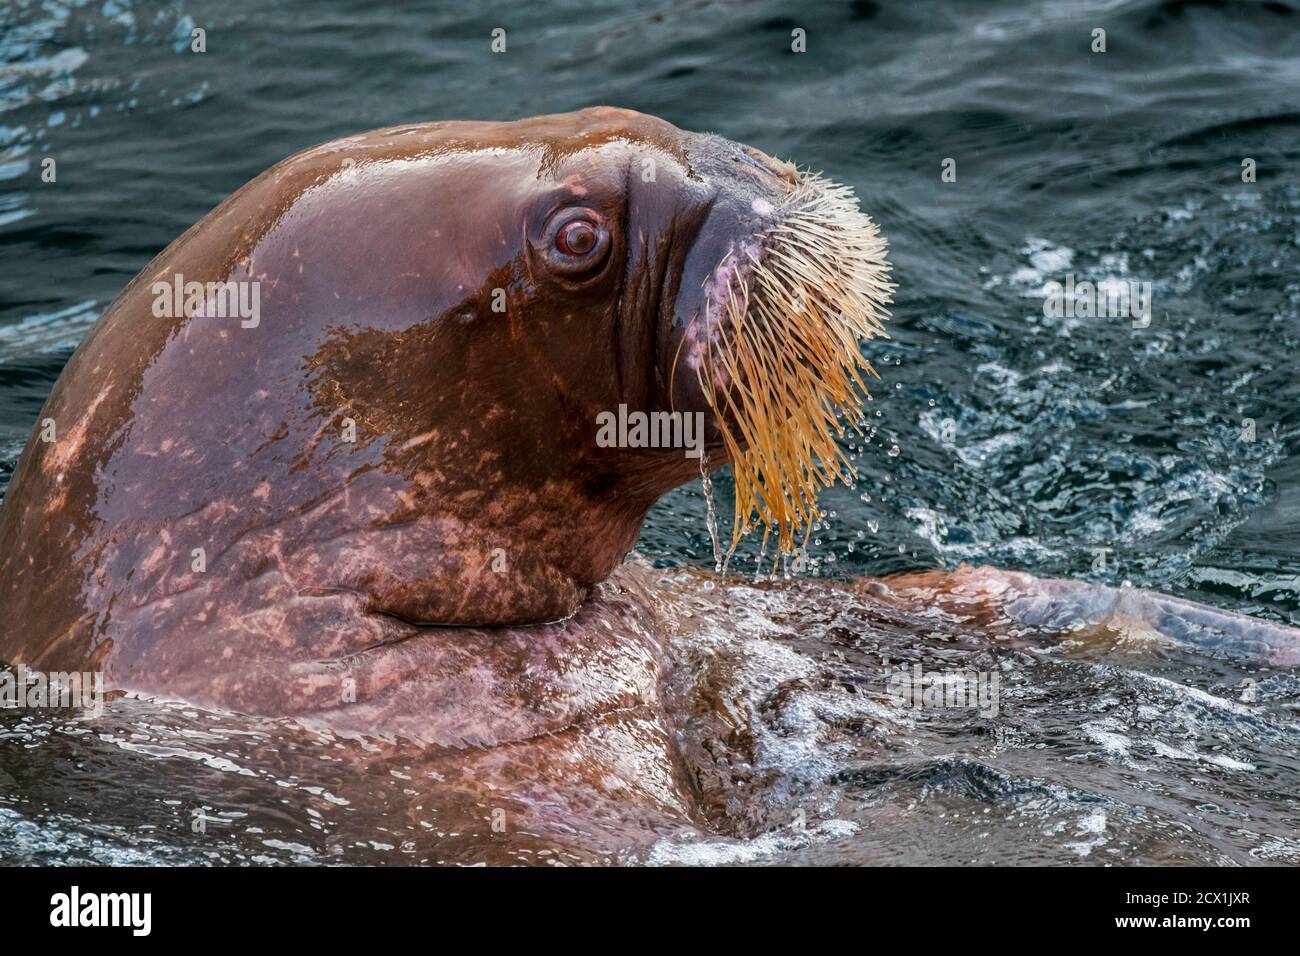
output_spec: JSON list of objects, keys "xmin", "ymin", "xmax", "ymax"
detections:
[{"xmin": 700, "ymin": 453, "xmax": 722, "ymax": 572}]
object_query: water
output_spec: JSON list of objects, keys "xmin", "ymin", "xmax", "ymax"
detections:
[{"xmin": 2, "ymin": 0, "xmax": 1299, "ymax": 865}]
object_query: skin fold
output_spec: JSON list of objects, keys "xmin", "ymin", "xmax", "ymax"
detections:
[{"xmin": 0, "ymin": 108, "xmax": 1295, "ymax": 856}]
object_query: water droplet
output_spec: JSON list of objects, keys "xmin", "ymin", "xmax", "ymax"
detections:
[{"xmin": 698, "ymin": 455, "xmax": 722, "ymax": 572}]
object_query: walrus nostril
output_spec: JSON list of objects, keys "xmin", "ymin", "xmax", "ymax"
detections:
[{"xmin": 734, "ymin": 145, "xmax": 799, "ymax": 187}]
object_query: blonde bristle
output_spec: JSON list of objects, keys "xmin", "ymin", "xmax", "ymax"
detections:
[{"xmin": 698, "ymin": 172, "xmax": 893, "ymax": 560}]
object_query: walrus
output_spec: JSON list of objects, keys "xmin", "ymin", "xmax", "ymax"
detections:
[{"xmin": 1, "ymin": 107, "xmax": 1297, "ymax": 854}]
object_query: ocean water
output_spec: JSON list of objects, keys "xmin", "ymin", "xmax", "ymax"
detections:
[{"xmin": 1, "ymin": 0, "xmax": 1298, "ymax": 865}]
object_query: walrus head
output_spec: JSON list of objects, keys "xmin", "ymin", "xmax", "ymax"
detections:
[{"xmin": 0, "ymin": 107, "xmax": 893, "ymax": 669}]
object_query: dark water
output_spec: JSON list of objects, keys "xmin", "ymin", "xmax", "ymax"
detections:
[{"xmin": 2, "ymin": 0, "xmax": 1299, "ymax": 865}]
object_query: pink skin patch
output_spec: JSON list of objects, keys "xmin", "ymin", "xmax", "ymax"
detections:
[{"xmin": 682, "ymin": 236, "xmax": 766, "ymax": 392}]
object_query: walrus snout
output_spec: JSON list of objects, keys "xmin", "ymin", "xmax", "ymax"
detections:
[
  {"xmin": 732, "ymin": 141, "xmax": 801, "ymax": 190},
  {"xmin": 663, "ymin": 132, "xmax": 893, "ymax": 553},
  {"xmin": 663, "ymin": 134, "xmax": 800, "ymax": 422}
]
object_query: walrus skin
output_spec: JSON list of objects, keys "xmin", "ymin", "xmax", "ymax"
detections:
[{"xmin": 1, "ymin": 106, "xmax": 1297, "ymax": 770}]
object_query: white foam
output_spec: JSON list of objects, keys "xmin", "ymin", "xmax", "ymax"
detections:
[{"xmin": 646, "ymin": 818, "xmax": 859, "ymax": 866}]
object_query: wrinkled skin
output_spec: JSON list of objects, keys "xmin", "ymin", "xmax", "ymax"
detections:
[{"xmin": 0, "ymin": 109, "xmax": 1296, "ymax": 859}]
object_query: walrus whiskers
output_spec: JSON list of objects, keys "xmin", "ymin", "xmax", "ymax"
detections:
[{"xmin": 697, "ymin": 172, "xmax": 893, "ymax": 564}]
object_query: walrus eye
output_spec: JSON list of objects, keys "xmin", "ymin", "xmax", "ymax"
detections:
[
  {"xmin": 558, "ymin": 220, "xmax": 598, "ymax": 256},
  {"xmin": 543, "ymin": 208, "xmax": 611, "ymax": 277}
]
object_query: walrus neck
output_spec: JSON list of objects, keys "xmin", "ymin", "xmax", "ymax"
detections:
[{"xmin": 344, "ymin": 475, "xmax": 654, "ymax": 628}]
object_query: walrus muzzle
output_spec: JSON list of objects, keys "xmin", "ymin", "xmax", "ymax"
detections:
[{"xmin": 665, "ymin": 135, "xmax": 894, "ymax": 564}]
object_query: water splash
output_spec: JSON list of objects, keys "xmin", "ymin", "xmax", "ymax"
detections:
[{"xmin": 699, "ymin": 453, "xmax": 722, "ymax": 572}]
